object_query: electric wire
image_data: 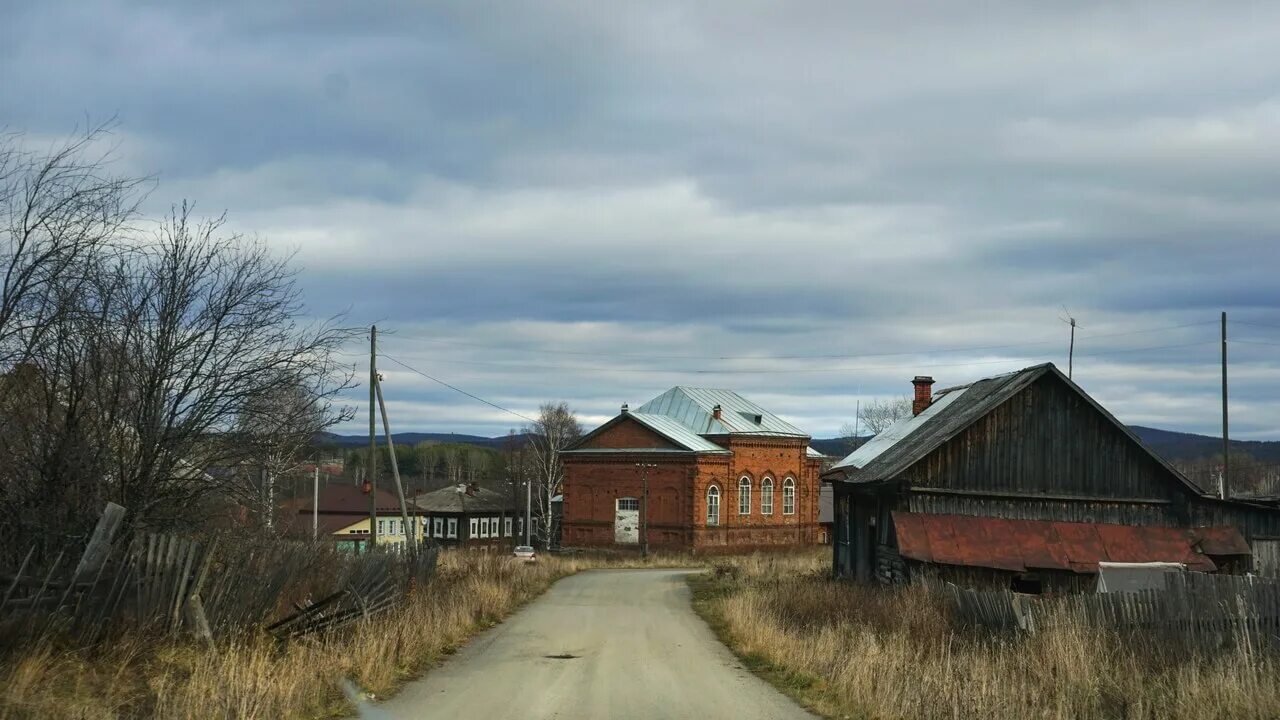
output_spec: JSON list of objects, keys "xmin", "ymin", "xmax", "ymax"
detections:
[
  {"xmin": 379, "ymin": 352, "xmax": 536, "ymax": 423},
  {"xmin": 383, "ymin": 320, "xmax": 1218, "ymax": 362}
]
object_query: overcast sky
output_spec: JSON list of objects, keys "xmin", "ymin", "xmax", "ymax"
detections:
[{"xmin": 5, "ymin": 1, "xmax": 1279, "ymax": 439}]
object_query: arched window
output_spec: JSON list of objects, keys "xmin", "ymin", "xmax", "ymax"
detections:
[
  {"xmin": 783, "ymin": 477, "xmax": 796, "ymax": 515},
  {"xmin": 738, "ymin": 476, "xmax": 752, "ymax": 515},
  {"xmin": 761, "ymin": 477, "xmax": 774, "ymax": 515},
  {"xmin": 706, "ymin": 485, "xmax": 720, "ymax": 526}
]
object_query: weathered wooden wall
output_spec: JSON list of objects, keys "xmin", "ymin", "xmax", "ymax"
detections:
[{"xmin": 904, "ymin": 375, "xmax": 1184, "ymax": 503}]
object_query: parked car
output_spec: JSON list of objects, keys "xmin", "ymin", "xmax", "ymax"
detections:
[{"xmin": 513, "ymin": 545, "xmax": 537, "ymax": 563}]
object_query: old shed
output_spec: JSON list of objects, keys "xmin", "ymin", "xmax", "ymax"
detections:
[{"xmin": 823, "ymin": 363, "xmax": 1279, "ymax": 588}]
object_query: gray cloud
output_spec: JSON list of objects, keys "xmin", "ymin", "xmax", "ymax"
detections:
[{"xmin": 3, "ymin": 0, "xmax": 1278, "ymax": 439}]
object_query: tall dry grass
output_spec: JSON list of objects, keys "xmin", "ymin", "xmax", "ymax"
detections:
[
  {"xmin": 1, "ymin": 550, "xmax": 702, "ymax": 720},
  {"xmin": 696, "ymin": 552, "xmax": 1280, "ymax": 720}
]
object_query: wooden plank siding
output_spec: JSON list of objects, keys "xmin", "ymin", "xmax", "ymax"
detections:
[{"xmin": 902, "ymin": 375, "xmax": 1178, "ymax": 501}]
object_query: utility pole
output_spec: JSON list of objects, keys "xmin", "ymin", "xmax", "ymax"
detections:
[
  {"xmin": 368, "ymin": 325, "xmax": 378, "ymax": 551},
  {"xmin": 1068, "ymin": 317, "xmax": 1077, "ymax": 379},
  {"xmin": 524, "ymin": 467, "xmax": 532, "ymax": 546},
  {"xmin": 375, "ymin": 371, "xmax": 417, "ymax": 555},
  {"xmin": 1222, "ymin": 311, "xmax": 1230, "ymax": 500},
  {"xmin": 312, "ymin": 465, "xmax": 319, "ymax": 541},
  {"xmin": 636, "ymin": 462, "xmax": 657, "ymax": 558},
  {"xmin": 1060, "ymin": 309, "xmax": 1079, "ymax": 380}
]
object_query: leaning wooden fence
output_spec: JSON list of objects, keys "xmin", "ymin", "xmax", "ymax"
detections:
[
  {"xmin": 942, "ymin": 572, "xmax": 1280, "ymax": 648},
  {"xmin": 0, "ymin": 503, "xmax": 439, "ymax": 646}
]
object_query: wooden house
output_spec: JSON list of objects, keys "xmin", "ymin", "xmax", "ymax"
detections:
[
  {"xmin": 413, "ymin": 483, "xmax": 520, "ymax": 550},
  {"xmin": 823, "ymin": 363, "xmax": 1278, "ymax": 589}
]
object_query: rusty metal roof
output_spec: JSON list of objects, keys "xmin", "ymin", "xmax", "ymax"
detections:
[{"xmin": 892, "ymin": 512, "xmax": 1247, "ymax": 574}]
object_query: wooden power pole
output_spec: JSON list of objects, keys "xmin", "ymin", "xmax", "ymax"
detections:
[
  {"xmin": 375, "ymin": 372, "xmax": 417, "ymax": 556},
  {"xmin": 368, "ymin": 325, "xmax": 378, "ymax": 550},
  {"xmin": 1222, "ymin": 311, "xmax": 1230, "ymax": 499}
]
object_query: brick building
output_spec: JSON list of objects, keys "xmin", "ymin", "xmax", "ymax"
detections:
[{"xmin": 561, "ymin": 387, "xmax": 824, "ymax": 552}]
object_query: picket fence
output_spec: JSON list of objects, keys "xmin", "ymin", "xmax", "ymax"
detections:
[
  {"xmin": 0, "ymin": 503, "xmax": 439, "ymax": 646},
  {"xmin": 943, "ymin": 572, "xmax": 1280, "ymax": 648}
]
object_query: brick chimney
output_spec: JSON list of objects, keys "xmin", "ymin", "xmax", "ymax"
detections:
[
  {"xmin": 712, "ymin": 404, "xmax": 722, "ymax": 421},
  {"xmin": 912, "ymin": 376, "xmax": 935, "ymax": 416}
]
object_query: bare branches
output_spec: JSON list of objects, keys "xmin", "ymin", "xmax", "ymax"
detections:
[
  {"xmin": 0, "ymin": 129, "xmax": 354, "ymax": 562},
  {"xmin": 0, "ymin": 122, "xmax": 148, "ymax": 371},
  {"xmin": 524, "ymin": 402, "xmax": 581, "ymax": 550},
  {"xmin": 856, "ymin": 397, "xmax": 912, "ymax": 436}
]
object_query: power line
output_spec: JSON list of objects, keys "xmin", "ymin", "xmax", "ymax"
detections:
[
  {"xmin": 378, "ymin": 352, "xmax": 537, "ymax": 424},
  {"xmin": 374, "ymin": 340, "xmax": 1218, "ymax": 377},
  {"xmin": 1235, "ymin": 321, "xmax": 1280, "ymax": 331},
  {"xmin": 384, "ymin": 320, "xmax": 1218, "ymax": 364}
]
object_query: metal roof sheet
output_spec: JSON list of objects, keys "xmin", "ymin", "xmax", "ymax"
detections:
[
  {"xmin": 825, "ymin": 363, "xmax": 1204, "ymax": 498},
  {"xmin": 627, "ymin": 412, "xmax": 732, "ymax": 453},
  {"xmin": 892, "ymin": 512, "xmax": 1240, "ymax": 574},
  {"xmin": 636, "ymin": 387, "xmax": 808, "ymax": 437},
  {"xmin": 831, "ymin": 386, "xmax": 970, "ymax": 470}
]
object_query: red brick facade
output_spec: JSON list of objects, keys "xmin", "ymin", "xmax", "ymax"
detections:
[{"xmin": 562, "ymin": 416, "xmax": 824, "ymax": 552}]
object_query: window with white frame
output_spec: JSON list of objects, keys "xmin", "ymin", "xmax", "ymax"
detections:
[
  {"xmin": 783, "ymin": 477, "xmax": 796, "ymax": 515},
  {"xmin": 377, "ymin": 520, "xmax": 385, "ymax": 535},
  {"xmin": 706, "ymin": 485, "xmax": 720, "ymax": 526},
  {"xmin": 473, "ymin": 517, "xmax": 483, "ymax": 538},
  {"xmin": 738, "ymin": 476, "xmax": 752, "ymax": 515},
  {"xmin": 490, "ymin": 517, "xmax": 500, "ymax": 536},
  {"xmin": 504, "ymin": 517, "xmax": 513, "ymax": 536},
  {"xmin": 433, "ymin": 517, "xmax": 443, "ymax": 538},
  {"xmin": 761, "ymin": 477, "xmax": 774, "ymax": 515},
  {"xmin": 447, "ymin": 518, "xmax": 458, "ymax": 538}
]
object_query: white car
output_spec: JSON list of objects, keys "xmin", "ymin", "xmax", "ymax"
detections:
[{"xmin": 513, "ymin": 545, "xmax": 537, "ymax": 563}]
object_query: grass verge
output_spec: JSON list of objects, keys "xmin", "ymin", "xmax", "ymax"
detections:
[
  {"xmin": 1, "ymin": 549, "xmax": 704, "ymax": 720},
  {"xmin": 690, "ymin": 552, "xmax": 1280, "ymax": 720}
]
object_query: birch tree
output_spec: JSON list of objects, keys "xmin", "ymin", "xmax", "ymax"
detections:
[{"xmin": 525, "ymin": 402, "xmax": 581, "ymax": 550}]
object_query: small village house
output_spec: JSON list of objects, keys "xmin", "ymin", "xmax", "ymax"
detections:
[
  {"xmin": 561, "ymin": 387, "xmax": 825, "ymax": 552},
  {"xmin": 279, "ymin": 482, "xmax": 424, "ymax": 551},
  {"xmin": 413, "ymin": 483, "xmax": 520, "ymax": 550},
  {"xmin": 824, "ymin": 363, "xmax": 1279, "ymax": 589}
]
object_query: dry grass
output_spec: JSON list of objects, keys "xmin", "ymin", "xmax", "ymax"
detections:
[
  {"xmin": 0, "ymin": 549, "xmax": 703, "ymax": 720},
  {"xmin": 692, "ymin": 552, "xmax": 1280, "ymax": 720}
]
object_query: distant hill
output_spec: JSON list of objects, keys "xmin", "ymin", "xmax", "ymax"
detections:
[
  {"xmin": 319, "ymin": 427, "xmax": 1278, "ymax": 464},
  {"xmin": 315, "ymin": 431, "xmax": 535, "ymax": 451},
  {"xmin": 1129, "ymin": 426, "xmax": 1280, "ymax": 463}
]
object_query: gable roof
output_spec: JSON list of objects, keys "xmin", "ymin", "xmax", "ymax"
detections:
[
  {"xmin": 825, "ymin": 363, "xmax": 1205, "ymax": 496},
  {"xmin": 636, "ymin": 387, "xmax": 808, "ymax": 437},
  {"xmin": 413, "ymin": 484, "xmax": 516, "ymax": 513},
  {"xmin": 627, "ymin": 412, "xmax": 731, "ymax": 452},
  {"xmin": 279, "ymin": 483, "xmax": 406, "ymax": 514}
]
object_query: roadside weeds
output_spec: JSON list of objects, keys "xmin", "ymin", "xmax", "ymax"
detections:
[
  {"xmin": 689, "ymin": 552, "xmax": 1280, "ymax": 720},
  {"xmin": 1, "ymin": 550, "xmax": 704, "ymax": 720}
]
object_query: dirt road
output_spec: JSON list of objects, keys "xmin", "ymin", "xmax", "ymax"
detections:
[{"xmin": 368, "ymin": 569, "xmax": 814, "ymax": 720}]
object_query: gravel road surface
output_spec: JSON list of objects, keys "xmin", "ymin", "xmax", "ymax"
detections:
[{"xmin": 366, "ymin": 568, "xmax": 815, "ymax": 720}]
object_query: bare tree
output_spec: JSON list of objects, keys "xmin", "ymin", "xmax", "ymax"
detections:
[
  {"xmin": 525, "ymin": 402, "xmax": 581, "ymax": 550},
  {"xmin": 235, "ymin": 372, "xmax": 352, "ymax": 530},
  {"xmin": 0, "ymin": 123, "xmax": 146, "ymax": 376},
  {"xmin": 0, "ymin": 197, "xmax": 356, "ymax": 558},
  {"xmin": 857, "ymin": 396, "xmax": 912, "ymax": 435}
]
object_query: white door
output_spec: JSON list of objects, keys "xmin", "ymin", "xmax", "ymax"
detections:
[{"xmin": 615, "ymin": 497, "xmax": 639, "ymax": 544}]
